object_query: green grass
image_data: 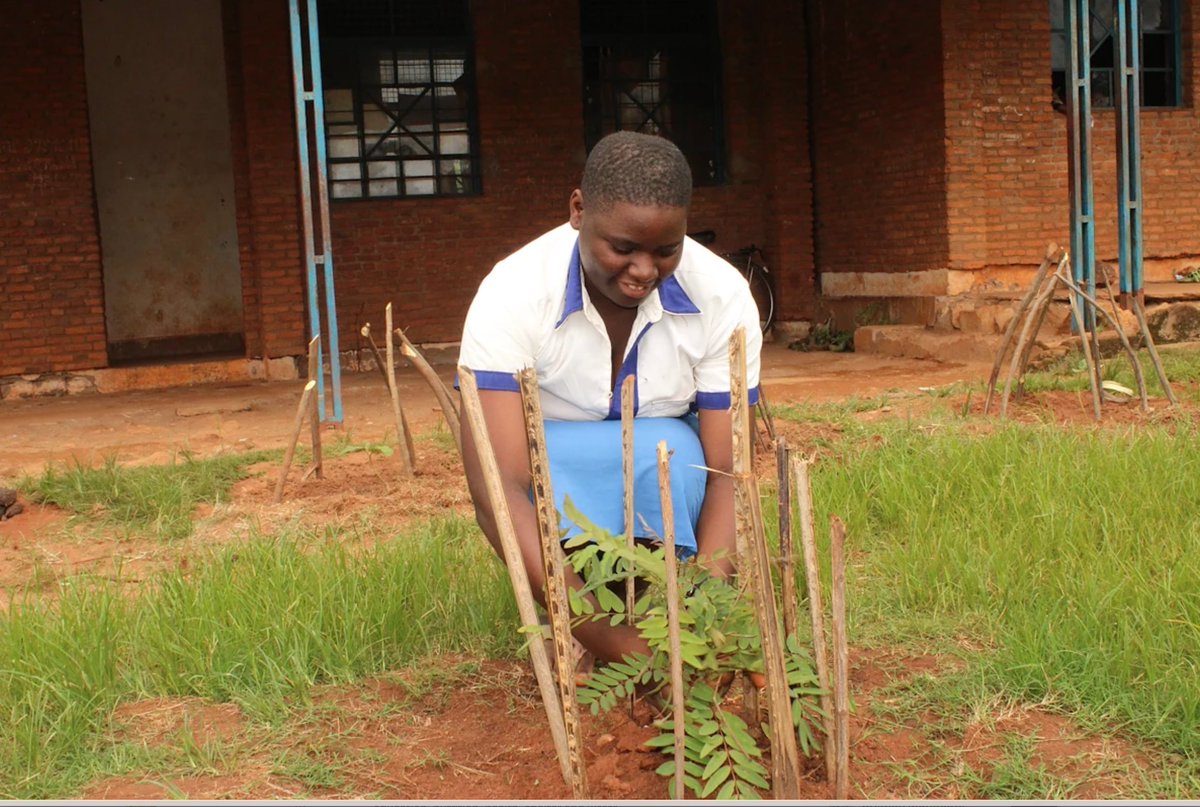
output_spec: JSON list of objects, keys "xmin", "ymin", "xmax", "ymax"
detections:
[
  {"xmin": 23, "ymin": 451, "xmax": 276, "ymax": 540},
  {"xmin": 1022, "ymin": 343, "xmax": 1200, "ymax": 403},
  {"xmin": 0, "ymin": 516, "xmax": 518, "ymax": 799},
  {"xmin": 806, "ymin": 418, "xmax": 1200, "ymax": 759}
]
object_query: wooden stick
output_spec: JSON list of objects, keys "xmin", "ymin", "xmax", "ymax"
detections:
[
  {"xmin": 1001, "ymin": 260, "xmax": 1065, "ymax": 417},
  {"xmin": 776, "ymin": 439, "xmax": 798, "ymax": 642},
  {"xmin": 985, "ymin": 244, "xmax": 1062, "ymax": 413},
  {"xmin": 457, "ymin": 367, "xmax": 572, "ymax": 785},
  {"xmin": 385, "ymin": 304, "xmax": 417, "ymax": 470},
  {"xmin": 1059, "ymin": 271, "xmax": 1103, "ymax": 421},
  {"xmin": 1133, "ymin": 295, "xmax": 1178, "ymax": 407},
  {"xmin": 730, "ymin": 327, "xmax": 803, "ymax": 799},
  {"xmin": 273, "ymin": 380, "xmax": 316, "ymax": 504},
  {"xmin": 1055, "ymin": 269, "xmax": 1150, "ymax": 412},
  {"xmin": 793, "ymin": 455, "xmax": 835, "ymax": 784},
  {"xmin": 756, "ymin": 385, "xmax": 777, "ymax": 446},
  {"xmin": 829, "ymin": 514, "xmax": 850, "ymax": 800},
  {"xmin": 360, "ymin": 323, "xmax": 413, "ymax": 474},
  {"xmin": 1099, "ymin": 264, "xmax": 1150, "ymax": 408},
  {"xmin": 729, "ymin": 340, "xmax": 753, "ymax": 581},
  {"xmin": 657, "ymin": 440, "xmax": 687, "ymax": 801},
  {"xmin": 306, "ymin": 336, "xmax": 323, "ymax": 480},
  {"xmin": 395, "ymin": 327, "xmax": 463, "ymax": 457},
  {"xmin": 518, "ymin": 369, "xmax": 589, "ymax": 799},
  {"xmin": 621, "ymin": 374, "xmax": 637, "ymax": 718}
]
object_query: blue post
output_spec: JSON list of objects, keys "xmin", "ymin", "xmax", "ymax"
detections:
[
  {"xmin": 286, "ymin": 0, "xmax": 343, "ymax": 422},
  {"xmin": 305, "ymin": 0, "xmax": 343, "ymax": 422},
  {"xmin": 1114, "ymin": 0, "xmax": 1144, "ymax": 302},
  {"xmin": 1065, "ymin": 0, "xmax": 1097, "ymax": 331}
]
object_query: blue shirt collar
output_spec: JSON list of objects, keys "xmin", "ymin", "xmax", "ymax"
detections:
[
  {"xmin": 556, "ymin": 237, "xmax": 702, "ymax": 328},
  {"xmin": 555, "ymin": 240, "xmax": 585, "ymax": 328}
]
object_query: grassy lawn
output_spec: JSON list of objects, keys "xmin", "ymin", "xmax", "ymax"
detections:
[{"xmin": 1, "ymin": 346, "xmax": 1198, "ymax": 798}]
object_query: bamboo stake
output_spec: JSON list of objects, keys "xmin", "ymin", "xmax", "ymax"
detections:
[
  {"xmin": 273, "ymin": 380, "xmax": 316, "ymax": 503},
  {"xmin": 776, "ymin": 439, "xmax": 798, "ymax": 642},
  {"xmin": 395, "ymin": 327, "xmax": 462, "ymax": 456},
  {"xmin": 457, "ymin": 367, "xmax": 572, "ymax": 786},
  {"xmin": 829, "ymin": 514, "xmax": 850, "ymax": 800},
  {"xmin": 360, "ymin": 322, "xmax": 413, "ymax": 474},
  {"xmin": 985, "ymin": 244, "xmax": 1062, "ymax": 413},
  {"xmin": 730, "ymin": 327, "xmax": 803, "ymax": 800},
  {"xmin": 621, "ymin": 374, "xmax": 637, "ymax": 719},
  {"xmin": 657, "ymin": 440, "xmax": 687, "ymax": 801},
  {"xmin": 1133, "ymin": 295, "xmax": 1178, "ymax": 407},
  {"xmin": 794, "ymin": 455, "xmax": 835, "ymax": 785},
  {"xmin": 518, "ymin": 368, "xmax": 589, "ymax": 799},
  {"xmin": 385, "ymin": 304, "xmax": 417, "ymax": 470},
  {"xmin": 1054, "ymin": 269, "xmax": 1150, "ymax": 412},
  {"xmin": 1001, "ymin": 259, "xmax": 1066, "ymax": 417},
  {"xmin": 306, "ymin": 336, "xmax": 324, "ymax": 479},
  {"xmin": 1061, "ymin": 272, "xmax": 1103, "ymax": 421}
]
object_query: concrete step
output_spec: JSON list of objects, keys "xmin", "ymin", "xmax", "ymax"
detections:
[{"xmin": 853, "ymin": 325, "xmax": 1006, "ymax": 363}]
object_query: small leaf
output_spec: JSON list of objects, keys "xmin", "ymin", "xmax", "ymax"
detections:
[
  {"xmin": 699, "ymin": 764, "xmax": 731, "ymax": 798},
  {"xmin": 655, "ymin": 760, "xmax": 675, "ymax": 777},
  {"xmin": 716, "ymin": 780, "xmax": 737, "ymax": 800},
  {"xmin": 734, "ymin": 762, "xmax": 770, "ymax": 790},
  {"xmin": 736, "ymin": 780, "xmax": 764, "ymax": 799},
  {"xmin": 701, "ymin": 750, "xmax": 729, "ymax": 781}
]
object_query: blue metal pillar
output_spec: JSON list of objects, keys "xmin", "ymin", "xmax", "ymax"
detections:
[
  {"xmin": 1064, "ymin": 0, "xmax": 1097, "ymax": 332},
  {"xmin": 287, "ymin": 0, "xmax": 343, "ymax": 422},
  {"xmin": 1114, "ymin": 0, "xmax": 1145, "ymax": 307}
]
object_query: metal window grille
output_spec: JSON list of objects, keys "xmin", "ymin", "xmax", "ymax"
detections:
[
  {"xmin": 581, "ymin": 0, "xmax": 726, "ymax": 185},
  {"xmin": 1050, "ymin": 0, "xmax": 1181, "ymax": 108},
  {"xmin": 318, "ymin": 0, "xmax": 480, "ymax": 199}
]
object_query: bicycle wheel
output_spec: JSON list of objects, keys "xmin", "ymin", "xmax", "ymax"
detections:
[{"xmin": 746, "ymin": 267, "xmax": 775, "ymax": 334}]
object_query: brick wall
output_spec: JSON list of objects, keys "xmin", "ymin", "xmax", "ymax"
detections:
[
  {"xmin": 325, "ymin": 0, "xmax": 816, "ymax": 346},
  {"xmin": 809, "ymin": 0, "xmax": 950, "ymax": 276},
  {"xmin": 326, "ymin": 0, "xmax": 585, "ymax": 347},
  {"xmin": 943, "ymin": 0, "xmax": 1200, "ymax": 274},
  {"xmin": 2, "ymin": 0, "xmax": 816, "ymax": 378},
  {"xmin": 0, "ymin": 0, "xmax": 107, "ymax": 376}
]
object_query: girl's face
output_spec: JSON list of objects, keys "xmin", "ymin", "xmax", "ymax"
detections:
[{"xmin": 569, "ymin": 189, "xmax": 688, "ymax": 309}]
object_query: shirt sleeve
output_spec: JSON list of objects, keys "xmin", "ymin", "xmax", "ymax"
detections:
[
  {"xmin": 457, "ymin": 269, "xmax": 540, "ymax": 393},
  {"xmin": 692, "ymin": 278, "xmax": 763, "ymax": 409}
]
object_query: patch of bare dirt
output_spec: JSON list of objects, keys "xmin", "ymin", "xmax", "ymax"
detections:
[
  {"xmin": 231, "ymin": 440, "xmax": 473, "ymax": 536},
  {"xmin": 76, "ymin": 649, "xmax": 1160, "ymax": 801}
]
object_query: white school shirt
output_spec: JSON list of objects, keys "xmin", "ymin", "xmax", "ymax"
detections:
[{"xmin": 459, "ymin": 222, "xmax": 762, "ymax": 421}]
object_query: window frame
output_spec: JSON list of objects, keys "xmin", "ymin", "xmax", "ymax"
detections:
[
  {"xmin": 580, "ymin": 0, "xmax": 728, "ymax": 186},
  {"xmin": 319, "ymin": 20, "xmax": 481, "ymax": 200},
  {"xmin": 1050, "ymin": 0, "xmax": 1184, "ymax": 110}
]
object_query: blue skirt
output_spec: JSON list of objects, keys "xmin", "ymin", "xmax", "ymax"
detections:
[{"xmin": 541, "ymin": 415, "xmax": 707, "ymax": 556}]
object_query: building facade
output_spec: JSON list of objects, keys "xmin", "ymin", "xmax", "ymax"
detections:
[{"xmin": 2, "ymin": 0, "xmax": 1196, "ymax": 382}]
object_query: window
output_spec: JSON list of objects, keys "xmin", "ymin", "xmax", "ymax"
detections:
[
  {"xmin": 581, "ymin": 0, "xmax": 726, "ymax": 185},
  {"xmin": 318, "ymin": 0, "xmax": 480, "ymax": 199},
  {"xmin": 1050, "ymin": 0, "xmax": 1181, "ymax": 109}
]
